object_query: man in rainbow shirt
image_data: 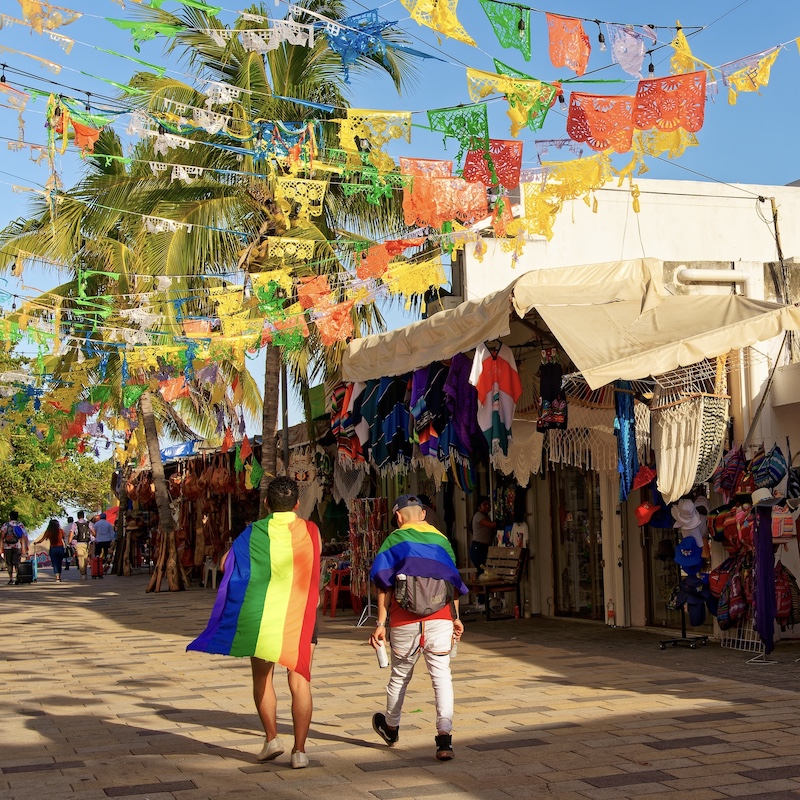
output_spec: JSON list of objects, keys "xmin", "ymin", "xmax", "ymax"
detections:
[{"xmin": 369, "ymin": 495, "xmax": 467, "ymax": 761}]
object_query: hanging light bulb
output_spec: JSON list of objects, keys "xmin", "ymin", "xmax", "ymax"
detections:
[
  {"xmin": 0, "ymin": 64, "xmax": 6, "ymax": 84},
  {"xmin": 595, "ymin": 21, "xmax": 606, "ymax": 52},
  {"xmin": 648, "ymin": 52, "xmax": 655, "ymax": 75},
  {"xmin": 85, "ymin": 92, "xmax": 91, "ymax": 112},
  {"xmin": 557, "ymin": 93, "xmax": 566, "ymax": 108},
  {"xmin": 517, "ymin": 8, "xmax": 526, "ymax": 41}
]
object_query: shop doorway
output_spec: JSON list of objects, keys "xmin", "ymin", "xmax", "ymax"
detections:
[{"xmin": 550, "ymin": 466, "xmax": 604, "ymax": 619}]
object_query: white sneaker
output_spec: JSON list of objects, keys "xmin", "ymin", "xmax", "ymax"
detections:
[
  {"xmin": 256, "ymin": 736, "xmax": 284, "ymax": 762},
  {"xmin": 291, "ymin": 751, "xmax": 309, "ymax": 769}
]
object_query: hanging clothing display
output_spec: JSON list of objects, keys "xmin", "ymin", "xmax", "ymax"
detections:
[
  {"xmin": 374, "ymin": 375, "xmax": 413, "ymax": 472},
  {"xmin": 614, "ymin": 381, "xmax": 639, "ymax": 502},
  {"xmin": 443, "ymin": 352, "xmax": 483, "ymax": 460},
  {"xmin": 469, "ymin": 342, "xmax": 522, "ymax": 457},
  {"xmin": 491, "ymin": 420, "xmax": 544, "ymax": 486},
  {"xmin": 537, "ymin": 348, "xmax": 567, "ymax": 432},
  {"xmin": 410, "ymin": 361, "xmax": 450, "ymax": 457}
]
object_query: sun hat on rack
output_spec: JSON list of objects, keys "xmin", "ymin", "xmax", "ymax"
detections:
[
  {"xmin": 674, "ymin": 536, "xmax": 704, "ymax": 571},
  {"xmin": 635, "ymin": 501, "xmax": 661, "ymax": 527},
  {"xmin": 672, "ymin": 498, "xmax": 703, "ymax": 530},
  {"xmin": 751, "ymin": 488, "xmax": 782, "ymax": 507}
]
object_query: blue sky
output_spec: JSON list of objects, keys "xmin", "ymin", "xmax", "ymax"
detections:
[{"xmin": 0, "ymin": 0, "xmax": 797, "ymax": 425}]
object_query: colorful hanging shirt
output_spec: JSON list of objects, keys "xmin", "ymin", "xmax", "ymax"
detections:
[
  {"xmin": 187, "ymin": 513, "xmax": 321, "ymax": 681},
  {"xmin": 614, "ymin": 380, "xmax": 639, "ymax": 502},
  {"xmin": 443, "ymin": 352, "xmax": 484, "ymax": 460},
  {"xmin": 469, "ymin": 343, "xmax": 522, "ymax": 456}
]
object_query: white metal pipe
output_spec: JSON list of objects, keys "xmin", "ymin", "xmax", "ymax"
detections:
[{"xmin": 675, "ymin": 266, "xmax": 752, "ymax": 297}]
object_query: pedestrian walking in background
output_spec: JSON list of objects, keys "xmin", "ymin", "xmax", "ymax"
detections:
[
  {"xmin": 68, "ymin": 512, "xmax": 94, "ymax": 581},
  {"xmin": 2, "ymin": 511, "xmax": 28, "ymax": 585},
  {"xmin": 369, "ymin": 494, "xmax": 467, "ymax": 761},
  {"xmin": 187, "ymin": 477, "xmax": 321, "ymax": 769},
  {"xmin": 63, "ymin": 516, "xmax": 73, "ymax": 570},
  {"xmin": 44, "ymin": 519, "xmax": 66, "ymax": 583},
  {"xmin": 93, "ymin": 512, "xmax": 116, "ymax": 567}
]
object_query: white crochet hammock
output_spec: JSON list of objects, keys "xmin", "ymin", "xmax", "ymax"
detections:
[{"xmin": 651, "ymin": 358, "xmax": 729, "ymax": 503}]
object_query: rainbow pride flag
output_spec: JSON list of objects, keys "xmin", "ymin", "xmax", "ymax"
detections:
[
  {"xmin": 370, "ymin": 522, "xmax": 469, "ymax": 596},
  {"xmin": 187, "ymin": 512, "xmax": 320, "ymax": 681}
]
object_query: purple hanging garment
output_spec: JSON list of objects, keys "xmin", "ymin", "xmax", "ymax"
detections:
[{"xmin": 753, "ymin": 506, "xmax": 776, "ymax": 654}]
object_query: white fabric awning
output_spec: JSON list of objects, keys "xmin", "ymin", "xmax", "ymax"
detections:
[{"xmin": 341, "ymin": 258, "xmax": 800, "ymax": 387}]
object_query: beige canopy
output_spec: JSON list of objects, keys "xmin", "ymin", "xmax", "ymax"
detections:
[{"xmin": 342, "ymin": 258, "xmax": 800, "ymax": 388}]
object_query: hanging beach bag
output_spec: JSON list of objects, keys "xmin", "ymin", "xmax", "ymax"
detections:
[
  {"xmin": 775, "ymin": 561, "xmax": 793, "ymax": 629},
  {"xmin": 786, "ymin": 437, "xmax": 800, "ymax": 502},
  {"xmin": 771, "ymin": 505, "xmax": 795, "ymax": 539},
  {"xmin": 754, "ymin": 443, "xmax": 787, "ymax": 489},
  {"xmin": 708, "ymin": 555, "xmax": 738, "ymax": 598},
  {"xmin": 713, "ymin": 445, "xmax": 746, "ymax": 502}
]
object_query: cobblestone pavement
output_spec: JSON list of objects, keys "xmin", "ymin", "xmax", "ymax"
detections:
[{"xmin": 4, "ymin": 567, "xmax": 800, "ymax": 800}]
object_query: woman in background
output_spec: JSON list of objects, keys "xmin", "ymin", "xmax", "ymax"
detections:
[{"xmin": 46, "ymin": 519, "xmax": 66, "ymax": 583}]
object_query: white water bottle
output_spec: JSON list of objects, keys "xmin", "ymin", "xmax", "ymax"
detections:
[{"xmin": 376, "ymin": 642, "xmax": 390, "ymax": 668}]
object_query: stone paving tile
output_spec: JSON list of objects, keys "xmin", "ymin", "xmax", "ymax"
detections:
[{"xmin": 9, "ymin": 573, "xmax": 800, "ymax": 800}]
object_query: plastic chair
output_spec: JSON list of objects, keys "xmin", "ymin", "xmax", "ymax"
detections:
[
  {"xmin": 322, "ymin": 567, "xmax": 351, "ymax": 618},
  {"xmin": 203, "ymin": 558, "xmax": 219, "ymax": 590}
]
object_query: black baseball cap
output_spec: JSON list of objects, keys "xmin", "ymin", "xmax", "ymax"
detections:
[{"xmin": 392, "ymin": 495, "xmax": 423, "ymax": 515}]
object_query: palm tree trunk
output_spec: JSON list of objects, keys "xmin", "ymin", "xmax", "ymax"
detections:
[
  {"xmin": 140, "ymin": 390, "xmax": 183, "ymax": 592},
  {"xmin": 113, "ymin": 465, "xmax": 131, "ymax": 576},
  {"xmin": 258, "ymin": 343, "xmax": 281, "ymax": 516}
]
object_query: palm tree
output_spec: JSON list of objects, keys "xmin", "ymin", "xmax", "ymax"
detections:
[
  {"xmin": 0, "ymin": 132, "xmax": 263, "ymax": 590},
  {"xmin": 126, "ymin": 0, "xmax": 422, "ymax": 511}
]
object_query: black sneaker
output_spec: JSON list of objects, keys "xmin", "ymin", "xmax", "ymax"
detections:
[
  {"xmin": 372, "ymin": 713, "xmax": 399, "ymax": 746},
  {"xmin": 435, "ymin": 733, "xmax": 454, "ymax": 761}
]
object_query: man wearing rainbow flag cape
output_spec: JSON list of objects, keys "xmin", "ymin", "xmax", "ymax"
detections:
[
  {"xmin": 188, "ymin": 477, "xmax": 321, "ymax": 769},
  {"xmin": 369, "ymin": 495, "xmax": 468, "ymax": 761}
]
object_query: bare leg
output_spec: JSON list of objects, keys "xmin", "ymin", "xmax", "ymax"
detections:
[
  {"xmin": 250, "ymin": 657, "xmax": 278, "ymax": 740},
  {"xmin": 287, "ymin": 644, "xmax": 314, "ymax": 753}
]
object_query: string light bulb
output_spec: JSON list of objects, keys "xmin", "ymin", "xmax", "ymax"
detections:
[
  {"xmin": 517, "ymin": 9, "xmax": 526, "ymax": 40},
  {"xmin": 0, "ymin": 64, "xmax": 6, "ymax": 84},
  {"xmin": 595, "ymin": 21, "xmax": 606, "ymax": 52},
  {"xmin": 557, "ymin": 93, "xmax": 566, "ymax": 108},
  {"xmin": 647, "ymin": 52, "xmax": 655, "ymax": 75}
]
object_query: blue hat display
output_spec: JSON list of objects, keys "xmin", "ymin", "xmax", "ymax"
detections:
[{"xmin": 673, "ymin": 536, "xmax": 703, "ymax": 570}]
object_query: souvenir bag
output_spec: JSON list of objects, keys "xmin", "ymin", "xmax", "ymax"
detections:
[
  {"xmin": 735, "ymin": 505, "xmax": 754, "ymax": 550},
  {"xmin": 775, "ymin": 561, "xmax": 793, "ymax": 629},
  {"xmin": 168, "ymin": 468, "xmax": 183, "ymax": 499},
  {"xmin": 786, "ymin": 567, "xmax": 800, "ymax": 627},
  {"xmin": 727, "ymin": 571, "xmax": 747, "ymax": 623},
  {"xmin": 182, "ymin": 463, "xmax": 202, "ymax": 501},
  {"xmin": 713, "ymin": 445, "xmax": 745, "ymax": 502},
  {"xmin": 753, "ymin": 443, "xmax": 787, "ymax": 489},
  {"xmin": 734, "ymin": 471, "xmax": 755, "ymax": 496},
  {"xmin": 708, "ymin": 555, "xmax": 738, "ymax": 597},
  {"xmin": 785, "ymin": 437, "xmax": 800, "ymax": 501},
  {"xmin": 771, "ymin": 505, "xmax": 795, "ymax": 539}
]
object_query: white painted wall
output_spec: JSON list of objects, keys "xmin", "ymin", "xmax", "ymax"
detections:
[{"xmin": 463, "ymin": 178, "xmax": 800, "ymax": 301}]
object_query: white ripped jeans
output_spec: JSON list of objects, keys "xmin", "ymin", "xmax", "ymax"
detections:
[{"xmin": 385, "ymin": 618, "xmax": 454, "ymax": 734}]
